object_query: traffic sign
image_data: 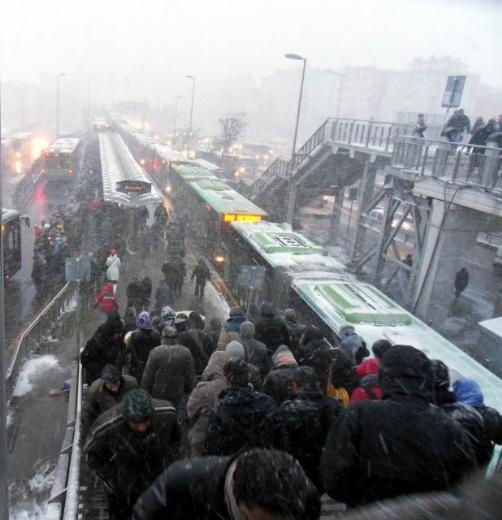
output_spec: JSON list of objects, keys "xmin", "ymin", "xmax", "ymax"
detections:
[
  {"xmin": 65, "ymin": 256, "xmax": 91, "ymax": 282},
  {"xmin": 442, "ymin": 76, "xmax": 466, "ymax": 108},
  {"xmin": 116, "ymin": 180, "xmax": 151, "ymax": 194}
]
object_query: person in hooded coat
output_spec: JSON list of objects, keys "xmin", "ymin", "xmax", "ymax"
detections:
[
  {"xmin": 453, "ymin": 378, "xmax": 502, "ymax": 446},
  {"xmin": 126, "ymin": 312, "xmax": 161, "ymax": 383},
  {"xmin": 85, "ymin": 389, "xmax": 181, "ymax": 519},
  {"xmin": 204, "ymin": 359, "xmax": 286, "ymax": 456},
  {"xmin": 430, "ymin": 360, "xmax": 493, "ymax": 467},
  {"xmin": 176, "ymin": 315, "xmax": 210, "ymax": 376},
  {"xmin": 187, "ymin": 351, "xmax": 230, "ymax": 457},
  {"xmin": 225, "ymin": 340, "xmax": 262, "ymax": 391},
  {"xmin": 94, "ymin": 281, "xmax": 119, "ymax": 320},
  {"xmin": 105, "ymin": 248, "xmax": 121, "ymax": 286},
  {"xmin": 133, "ymin": 448, "xmax": 321, "ymax": 520},
  {"xmin": 262, "ymin": 345, "xmax": 298, "ymax": 404},
  {"xmin": 339, "ymin": 325, "xmax": 370, "ymax": 364},
  {"xmin": 239, "ymin": 321, "xmax": 271, "ymax": 377},
  {"xmin": 321, "ymin": 345, "xmax": 477, "ymax": 508},
  {"xmin": 217, "ymin": 306, "xmax": 247, "ymax": 350},
  {"xmin": 283, "ymin": 308, "xmax": 306, "ymax": 358},
  {"xmin": 254, "ymin": 301, "xmax": 291, "ymax": 350},
  {"xmin": 141, "ymin": 328, "xmax": 195, "ymax": 408},
  {"xmin": 280, "ymin": 367, "xmax": 343, "ymax": 491}
]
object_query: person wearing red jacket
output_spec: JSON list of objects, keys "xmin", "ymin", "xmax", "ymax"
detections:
[{"xmin": 94, "ymin": 281, "xmax": 119, "ymax": 321}]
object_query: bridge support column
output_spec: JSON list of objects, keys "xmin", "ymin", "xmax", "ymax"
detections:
[
  {"xmin": 286, "ymin": 182, "xmax": 298, "ymax": 225},
  {"xmin": 328, "ymin": 187, "xmax": 345, "ymax": 244},
  {"xmin": 412, "ymin": 200, "xmax": 491, "ymax": 325},
  {"xmin": 350, "ymin": 160, "xmax": 376, "ymax": 261}
]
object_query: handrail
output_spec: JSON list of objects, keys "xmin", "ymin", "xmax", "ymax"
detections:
[
  {"xmin": 5, "ymin": 282, "xmax": 74, "ymax": 401},
  {"xmin": 390, "ymin": 136, "xmax": 502, "ymax": 194}
]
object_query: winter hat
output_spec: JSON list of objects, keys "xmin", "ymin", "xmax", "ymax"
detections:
[
  {"xmin": 453, "ymin": 378, "xmax": 484, "ymax": 407},
  {"xmin": 272, "ymin": 345, "xmax": 298, "ymax": 368},
  {"xmin": 123, "ymin": 389, "xmax": 154, "ymax": 422},
  {"xmin": 136, "ymin": 311, "xmax": 153, "ymax": 330},
  {"xmin": 229, "ymin": 306, "xmax": 245, "ymax": 318},
  {"xmin": 340, "ymin": 325, "xmax": 356, "ymax": 338},
  {"xmin": 431, "ymin": 359, "xmax": 450, "ymax": 390},
  {"xmin": 203, "ymin": 351, "xmax": 230, "ymax": 380},
  {"xmin": 372, "ymin": 339, "xmax": 392, "ymax": 359},
  {"xmin": 161, "ymin": 306, "xmax": 176, "ymax": 322},
  {"xmin": 283, "ymin": 308, "xmax": 297, "ymax": 322},
  {"xmin": 101, "ymin": 364, "xmax": 121, "ymax": 384},
  {"xmin": 226, "ymin": 341, "xmax": 245, "ymax": 359},
  {"xmin": 239, "ymin": 321, "xmax": 255, "ymax": 339},
  {"xmin": 379, "ymin": 345, "xmax": 432, "ymax": 384}
]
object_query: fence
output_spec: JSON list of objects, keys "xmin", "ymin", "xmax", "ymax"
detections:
[
  {"xmin": 5, "ymin": 282, "xmax": 75, "ymax": 401},
  {"xmin": 391, "ymin": 137, "xmax": 502, "ymax": 194}
]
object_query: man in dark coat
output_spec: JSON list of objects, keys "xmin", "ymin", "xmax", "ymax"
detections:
[
  {"xmin": 84, "ymin": 389, "xmax": 182, "ymax": 519},
  {"xmin": 217, "ymin": 306, "xmax": 247, "ymax": 350},
  {"xmin": 141, "ymin": 334, "xmax": 195, "ymax": 408},
  {"xmin": 254, "ymin": 301, "xmax": 290, "ymax": 350},
  {"xmin": 280, "ymin": 367, "xmax": 343, "ymax": 491},
  {"xmin": 133, "ymin": 448, "xmax": 321, "ymax": 520},
  {"xmin": 454, "ymin": 267, "xmax": 469, "ymax": 298},
  {"xmin": 204, "ymin": 359, "xmax": 286, "ymax": 456},
  {"xmin": 81, "ymin": 364, "xmax": 138, "ymax": 440},
  {"xmin": 176, "ymin": 315, "xmax": 210, "ymax": 376},
  {"xmin": 321, "ymin": 345, "xmax": 476, "ymax": 507},
  {"xmin": 191, "ymin": 258, "xmax": 210, "ymax": 300},
  {"xmin": 126, "ymin": 312, "xmax": 161, "ymax": 383}
]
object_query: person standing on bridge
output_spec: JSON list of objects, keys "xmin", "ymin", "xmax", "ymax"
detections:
[
  {"xmin": 105, "ymin": 248, "xmax": 121, "ymax": 293},
  {"xmin": 191, "ymin": 258, "xmax": 211, "ymax": 301},
  {"xmin": 413, "ymin": 113, "xmax": 427, "ymax": 138}
]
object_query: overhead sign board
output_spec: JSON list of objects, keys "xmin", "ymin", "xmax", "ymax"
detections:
[
  {"xmin": 116, "ymin": 180, "xmax": 151, "ymax": 194},
  {"xmin": 65, "ymin": 256, "xmax": 91, "ymax": 282},
  {"xmin": 441, "ymin": 76, "xmax": 466, "ymax": 108}
]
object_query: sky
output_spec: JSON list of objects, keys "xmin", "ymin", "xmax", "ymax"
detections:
[{"xmin": 1, "ymin": 0, "xmax": 501, "ymax": 107}]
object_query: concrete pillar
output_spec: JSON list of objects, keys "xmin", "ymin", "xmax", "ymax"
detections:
[
  {"xmin": 350, "ymin": 161, "xmax": 377, "ymax": 261},
  {"xmin": 413, "ymin": 200, "xmax": 491, "ymax": 324},
  {"xmin": 328, "ymin": 187, "xmax": 345, "ymax": 244}
]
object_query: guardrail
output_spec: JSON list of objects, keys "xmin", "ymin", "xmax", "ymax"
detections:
[
  {"xmin": 256, "ymin": 117, "xmax": 443, "ymax": 194},
  {"xmin": 5, "ymin": 282, "xmax": 75, "ymax": 401},
  {"xmin": 391, "ymin": 136, "xmax": 502, "ymax": 194}
]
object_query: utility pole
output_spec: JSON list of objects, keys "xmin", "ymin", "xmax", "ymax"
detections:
[
  {"xmin": 56, "ymin": 73, "xmax": 66, "ymax": 137},
  {"xmin": 0, "ymin": 80, "xmax": 10, "ymax": 520}
]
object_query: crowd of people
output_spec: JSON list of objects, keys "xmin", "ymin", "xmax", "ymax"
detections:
[{"xmin": 79, "ymin": 296, "xmax": 502, "ymax": 519}]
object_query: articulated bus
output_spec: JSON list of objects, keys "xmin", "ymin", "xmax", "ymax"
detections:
[
  {"xmin": 2, "ymin": 208, "xmax": 22, "ymax": 278},
  {"xmin": 41, "ymin": 137, "xmax": 81, "ymax": 186}
]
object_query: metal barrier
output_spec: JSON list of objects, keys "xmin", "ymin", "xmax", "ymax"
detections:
[
  {"xmin": 256, "ymin": 117, "xmax": 443, "ymax": 194},
  {"xmin": 391, "ymin": 137, "xmax": 502, "ymax": 194},
  {"xmin": 5, "ymin": 282, "xmax": 75, "ymax": 401}
]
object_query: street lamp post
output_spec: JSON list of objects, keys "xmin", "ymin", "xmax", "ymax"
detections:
[
  {"xmin": 285, "ymin": 53, "xmax": 307, "ymax": 224},
  {"xmin": 56, "ymin": 73, "xmax": 66, "ymax": 137},
  {"xmin": 185, "ymin": 75, "xmax": 196, "ymax": 151}
]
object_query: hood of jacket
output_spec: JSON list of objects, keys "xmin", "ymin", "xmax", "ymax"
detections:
[
  {"xmin": 453, "ymin": 378, "xmax": 484, "ymax": 407},
  {"xmin": 202, "ymin": 351, "xmax": 229, "ymax": 381},
  {"xmin": 379, "ymin": 345, "xmax": 433, "ymax": 400}
]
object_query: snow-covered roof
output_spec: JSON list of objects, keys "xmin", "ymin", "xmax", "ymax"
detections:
[
  {"xmin": 2, "ymin": 208, "xmax": 20, "ymax": 222},
  {"xmin": 479, "ymin": 317, "xmax": 502, "ymax": 338},
  {"xmin": 99, "ymin": 132, "xmax": 162, "ymax": 207}
]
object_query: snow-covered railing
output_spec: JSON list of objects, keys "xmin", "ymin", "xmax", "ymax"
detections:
[
  {"xmin": 390, "ymin": 136, "xmax": 502, "ymax": 194},
  {"xmin": 5, "ymin": 282, "xmax": 75, "ymax": 401}
]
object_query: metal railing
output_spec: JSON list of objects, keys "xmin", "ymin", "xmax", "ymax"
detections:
[
  {"xmin": 391, "ymin": 136, "xmax": 502, "ymax": 194},
  {"xmin": 5, "ymin": 282, "xmax": 75, "ymax": 400},
  {"xmin": 256, "ymin": 117, "xmax": 442, "ymax": 194}
]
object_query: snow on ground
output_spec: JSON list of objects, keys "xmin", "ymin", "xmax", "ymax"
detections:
[
  {"xmin": 206, "ymin": 282, "xmax": 230, "ymax": 318},
  {"xmin": 10, "ymin": 461, "xmax": 56, "ymax": 520},
  {"xmin": 13, "ymin": 354, "xmax": 60, "ymax": 397}
]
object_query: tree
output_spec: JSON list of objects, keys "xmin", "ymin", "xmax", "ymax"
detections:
[{"xmin": 217, "ymin": 113, "xmax": 248, "ymax": 163}]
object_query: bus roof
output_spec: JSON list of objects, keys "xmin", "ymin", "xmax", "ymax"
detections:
[
  {"xmin": 171, "ymin": 163, "xmax": 218, "ymax": 181},
  {"xmin": 188, "ymin": 177, "xmax": 267, "ymax": 218},
  {"xmin": 293, "ymin": 278, "xmax": 502, "ymax": 413},
  {"xmin": 48, "ymin": 138, "xmax": 80, "ymax": 155},
  {"xmin": 1, "ymin": 208, "xmax": 20, "ymax": 222},
  {"xmin": 232, "ymin": 220, "xmax": 346, "ymax": 271}
]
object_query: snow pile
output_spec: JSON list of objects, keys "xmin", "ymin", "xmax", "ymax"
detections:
[
  {"xmin": 207, "ymin": 283, "xmax": 230, "ymax": 317},
  {"xmin": 13, "ymin": 355, "xmax": 60, "ymax": 397},
  {"xmin": 10, "ymin": 461, "xmax": 56, "ymax": 520}
]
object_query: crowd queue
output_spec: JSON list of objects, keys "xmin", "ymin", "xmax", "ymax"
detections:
[{"xmin": 80, "ymin": 294, "xmax": 502, "ymax": 519}]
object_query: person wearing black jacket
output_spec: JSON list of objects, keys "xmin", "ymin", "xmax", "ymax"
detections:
[
  {"xmin": 430, "ymin": 360, "xmax": 493, "ymax": 467},
  {"xmin": 133, "ymin": 449, "xmax": 321, "ymax": 520},
  {"xmin": 204, "ymin": 359, "xmax": 286, "ymax": 456},
  {"xmin": 126, "ymin": 312, "xmax": 161, "ymax": 383},
  {"xmin": 280, "ymin": 367, "xmax": 343, "ymax": 491},
  {"xmin": 254, "ymin": 301, "xmax": 291, "ymax": 350},
  {"xmin": 321, "ymin": 345, "xmax": 476, "ymax": 507}
]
